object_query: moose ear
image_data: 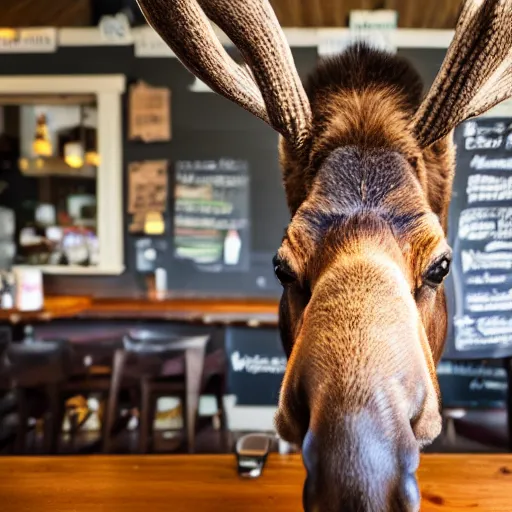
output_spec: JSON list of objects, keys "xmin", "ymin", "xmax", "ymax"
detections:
[{"xmin": 412, "ymin": 0, "xmax": 512, "ymax": 149}]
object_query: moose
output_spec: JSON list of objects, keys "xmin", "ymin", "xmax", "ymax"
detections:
[{"xmin": 136, "ymin": 0, "xmax": 512, "ymax": 510}]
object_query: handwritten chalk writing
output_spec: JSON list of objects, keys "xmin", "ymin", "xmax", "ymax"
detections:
[
  {"xmin": 470, "ymin": 154, "xmax": 512, "ymax": 170},
  {"xmin": 437, "ymin": 359, "xmax": 507, "ymax": 378},
  {"xmin": 466, "ymin": 290, "xmax": 512, "ymax": 312},
  {"xmin": 463, "ymin": 121, "xmax": 506, "ymax": 137},
  {"xmin": 175, "ymin": 215, "xmax": 248, "ymax": 230},
  {"xmin": 469, "ymin": 379, "xmax": 508, "ymax": 391},
  {"xmin": 459, "ymin": 207, "xmax": 512, "ymax": 240},
  {"xmin": 176, "ymin": 172, "xmax": 249, "ymax": 188},
  {"xmin": 484, "ymin": 241, "xmax": 512, "ymax": 252},
  {"xmin": 461, "ymin": 250, "xmax": 512, "ymax": 273},
  {"xmin": 465, "ymin": 136, "xmax": 503, "ymax": 150},
  {"xmin": 454, "ymin": 315, "xmax": 512, "ymax": 350},
  {"xmin": 175, "ymin": 159, "xmax": 249, "ymax": 173},
  {"xmin": 466, "ymin": 273, "xmax": 508, "ymax": 285},
  {"xmin": 230, "ymin": 351, "xmax": 287, "ymax": 374},
  {"xmin": 466, "ymin": 174, "xmax": 512, "ymax": 204},
  {"xmin": 175, "ymin": 199, "xmax": 234, "ymax": 216}
]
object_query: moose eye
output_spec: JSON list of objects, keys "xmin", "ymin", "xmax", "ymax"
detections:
[
  {"xmin": 273, "ymin": 255, "xmax": 296, "ymax": 286},
  {"xmin": 424, "ymin": 255, "xmax": 451, "ymax": 286}
]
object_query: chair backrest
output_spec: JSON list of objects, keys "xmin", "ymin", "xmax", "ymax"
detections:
[
  {"xmin": 117, "ymin": 333, "xmax": 210, "ymax": 381},
  {"xmin": 123, "ymin": 331, "xmax": 210, "ymax": 355},
  {"xmin": 0, "ymin": 327, "xmax": 11, "ymax": 362},
  {"xmin": 68, "ymin": 337, "xmax": 123, "ymax": 375},
  {"xmin": 6, "ymin": 340, "xmax": 69, "ymax": 387}
]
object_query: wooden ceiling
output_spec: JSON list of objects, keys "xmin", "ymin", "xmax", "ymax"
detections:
[
  {"xmin": 1, "ymin": 0, "xmax": 463, "ymax": 29},
  {"xmin": 269, "ymin": 0, "xmax": 463, "ymax": 28},
  {"xmin": 0, "ymin": 0, "xmax": 91, "ymax": 27}
]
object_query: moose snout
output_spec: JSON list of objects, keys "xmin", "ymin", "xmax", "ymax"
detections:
[{"xmin": 301, "ymin": 413, "xmax": 421, "ymax": 512}]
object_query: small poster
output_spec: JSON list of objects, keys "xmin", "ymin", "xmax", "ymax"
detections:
[
  {"xmin": 128, "ymin": 82, "xmax": 171, "ymax": 142},
  {"xmin": 128, "ymin": 160, "xmax": 168, "ymax": 233},
  {"xmin": 448, "ymin": 117, "xmax": 512, "ymax": 358},
  {"xmin": 0, "ymin": 28, "xmax": 57, "ymax": 53},
  {"xmin": 173, "ymin": 158, "xmax": 250, "ymax": 272}
]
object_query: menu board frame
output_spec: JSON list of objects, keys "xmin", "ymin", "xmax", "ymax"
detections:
[{"xmin": 445, "ymin": 109, "xmax": 512, "ymax": 359}]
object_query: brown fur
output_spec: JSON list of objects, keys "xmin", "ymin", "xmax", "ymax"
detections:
[
  {"xmin": 275, "ymin": 45, "xmax": 455, "ymax": 511},
  {"xmin": 134, "ymin": 1, "xmax": 512, "ymax": 509}
]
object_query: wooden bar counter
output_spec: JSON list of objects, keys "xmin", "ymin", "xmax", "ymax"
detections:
[
  {"xmin": 1, "ymin": 454, "xmax": 511, "ymax": 511},
  {"xmin": 0, "ymin": 296, "xmax": 280, "ymax": 326}
]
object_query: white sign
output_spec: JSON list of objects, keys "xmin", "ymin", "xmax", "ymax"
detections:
[
  {"xmin": 349, "ymin": 10, "xmax": 398, "ymax": 32},
  {"xmin": 0, "ymin": 28, "xmax": 57, "ymax": 53},
  {"xmin": 230, "ymin": 351, "xmax": 287, "ymax": 375},
  {"xmin": 318, "ymin": 10, "xmax": 398, "ymax": 57},
  {"xmin": 99, "ymin": 13, "xmax": 133, "ymax": 45},
  {"xmin": 133, "ymin": 26, "xmax": 174, "ymax": 58}
]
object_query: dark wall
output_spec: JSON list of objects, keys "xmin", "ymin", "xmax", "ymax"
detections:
[
  {"xmin": 0, "ymin": 45, "xmax": 317, "ymax": 298},
  {"xmin": 0, "ymin": 45, "xmax": 445, "ymax": 298}
]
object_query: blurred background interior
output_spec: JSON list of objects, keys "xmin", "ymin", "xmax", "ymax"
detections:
[{"xmin": 0, "ymin": 0, "xmax": 511, "ymax": 456}]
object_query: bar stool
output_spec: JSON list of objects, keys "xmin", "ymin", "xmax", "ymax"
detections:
[
  {"xmin": 129, "ymin": 329, "xmax": 227, "ymax": 452},
  {"xmin": 6, "ymin": 340, "xmax": 69, "ymax": 453},
  {"xmin": 103, "ymin": 333, "xmax": 211, "ymax": 454}
]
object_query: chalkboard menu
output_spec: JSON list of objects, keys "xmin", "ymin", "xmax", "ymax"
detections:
[
  {"xmin": 448, "ymin": 117, "xmax": 512, "ymax": 358},
  {"xmin": 173, "ymin": 158, "xmax": 250, "ymax": 273}
]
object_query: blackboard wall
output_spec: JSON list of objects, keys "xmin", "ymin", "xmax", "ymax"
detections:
[{"xmin": 0, "ymin": 45, "xmax": 447, "ymax": 298}]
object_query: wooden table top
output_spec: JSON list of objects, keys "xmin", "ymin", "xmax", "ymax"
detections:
[
  {"xmin": 1, "ymin": 454, "xmax": 512, "ymax": 511},
  {"xmin": 0, "ymin": 296, "xmax": 279, "ymax": 326}
]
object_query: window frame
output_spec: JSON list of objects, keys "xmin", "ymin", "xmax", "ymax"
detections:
[{"xmin": 0, "ymin": 74, "xmax": 125, "ymax": 275}]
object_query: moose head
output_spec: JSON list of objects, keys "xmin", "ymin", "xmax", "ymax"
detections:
[{"xmin": 136, "ymin": 0, "xmax": 512, "ymax": 510}]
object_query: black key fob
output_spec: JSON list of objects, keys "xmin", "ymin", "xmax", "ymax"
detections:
[{"xmin": 235, "ymin": 434, "xmax": 271, "ymax": 478}]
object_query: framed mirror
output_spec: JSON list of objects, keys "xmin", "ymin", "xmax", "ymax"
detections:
[{"xmin": 0, "ymin": 75, "xmax": 125, "ymax": 274}]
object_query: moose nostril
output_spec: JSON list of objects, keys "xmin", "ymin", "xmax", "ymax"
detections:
[{"xmin": 399, "ymin": 473, "xmax": 421, "ymax": 512}]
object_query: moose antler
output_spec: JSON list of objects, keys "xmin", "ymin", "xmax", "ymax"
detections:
[
  {"xmin": 413, "ymin": 0, "xmax": 512, "ymax": 148},
  {"xmin": 136, "ymin": 0, "xmax": 312, "ymax": 151}
]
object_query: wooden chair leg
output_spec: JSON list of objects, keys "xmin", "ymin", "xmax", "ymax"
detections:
[
  {"xmin": 69, "ymin": 410, "xmax": 78, "ymax": 452},
  {"xmin": 138, "ymin": 378, "xmax": 152, "ymax": 454},
  {"xmin": 44, "ymin": 383, "xmax": 63, "ymax": 454},
  {"xmin": 15, "ymin": 388, "xmax": 28, "ymax": 454},
  {"xmin": 103, "ymin": 349, "xmax": 126, "ymax": 454},
  {"xmin": 149, "ymin": 394, "xmax": 158, "ymax": 453},
  {"xmin": 215, "ymin": 377, "xmax": 229, "ymax": 452},
  {"xmin": 180, "ymin": 391, "xmax": 188, "ymax": 452},
  {"xmin": 184, "ymin": 347, "xmax": 206, "ymax": 454}
]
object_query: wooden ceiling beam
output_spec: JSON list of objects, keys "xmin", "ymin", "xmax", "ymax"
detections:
[{"xmin": 269, "ymin": 0, "xmax": 462, "ymax": 28}]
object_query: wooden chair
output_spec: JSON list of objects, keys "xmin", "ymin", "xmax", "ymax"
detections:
[
  {"xmin": 5, "ymin": 341, "xmax": 68, "ymax": 454},
  {"xmin": 58, "ymin": 337, "xmax": 124, "ymax": 450},
  {"xmin": 103, "ymin": 332, "xmax": 225, "ymax": 454}
]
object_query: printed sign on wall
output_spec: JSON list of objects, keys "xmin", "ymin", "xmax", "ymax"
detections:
[
  {"xmin": 128, "ymin": 82, "xmax": 171, "ymax": 142},
  {"xmin": 225, "ymin": 327, "xmax": 287, "ymax": 406},
  {"xmin": 0, "ymin": 28, "xmax": 57, "ymax": 53},
  {"xmin": 448, "ymin": 117, "xmax": 512, "ymax": 357},
  {"xmin": 128, "ymin": 160, "xmax": 168, "ymax": 233}
]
